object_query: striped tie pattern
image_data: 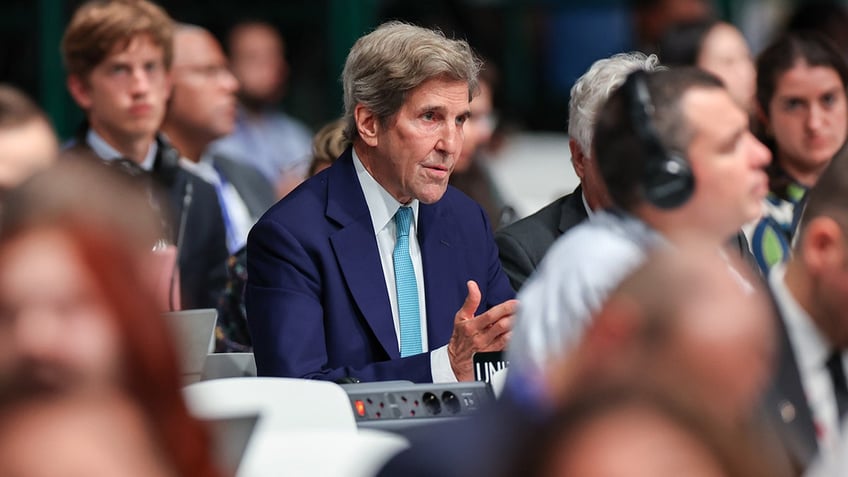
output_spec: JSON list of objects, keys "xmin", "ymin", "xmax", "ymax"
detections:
[{"xmin": 393, "ymin": 206, "xmax": 422, "ymax": 357}]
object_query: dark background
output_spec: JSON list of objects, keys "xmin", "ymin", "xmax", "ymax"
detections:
[{"xmin": 0, "ymin": 0, "xmax": 811, "ymax": 139}]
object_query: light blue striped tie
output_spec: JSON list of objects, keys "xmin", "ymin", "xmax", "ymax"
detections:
[{"xmin": 393, "ymin": 206, "xmax": 422, "ymax": 357}]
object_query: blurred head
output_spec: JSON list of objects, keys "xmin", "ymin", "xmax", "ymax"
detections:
[
  {"xmin": 163, "ymin": 25, "xmax": 239, "ymax": 161},
  {"xmin": 755, "ymin": 32, "xmax": 848, "ymax": 187},
  {"xmin": 660, "ymin": 20, "xmax": 755, "ymax": 111},
  {"xmin": 0, "ymin": 386, "xmax": 177, "ymax": 477},
  {"xmin": 227, "ymin": 21, "xmax": 288, "ymax": 107},
  {"xmin": 455, "ymin": 65, "xmax": 498, "ymax": 172},
  {"xmin": 567, "ymin": 52, "xmax": 662, "ymax": 210},
  {"xmin": 548, "ymin": 243, "xmax": 775, "ymax": 421},
  {"xmin": 0, "ymin": 85, "xmax": 58, "ymax": 193},
  {"xmin": 344, "ymin": 21, "xmax": 481, "ymax": 204},
  {"xmin": 594, "ymin": 68, "xmax": 771, "ymax": 241},
  {"xmin": 787, "ymin": 143, "xmax": 848, "ymax": 348},
  {"xmin": 510, "ymin": 385, "xmax": 779, "ymax": 477},
  {"xmin": 62, "ymin": 0, "xmax": 174, "ymax": 155},
  {"xmin": 0, "ymin": 160, "xmax": 219, "ymax": 477},
  {"xmin": 308, "ymin": 117, "xmax": 348, "ymax": 177}
]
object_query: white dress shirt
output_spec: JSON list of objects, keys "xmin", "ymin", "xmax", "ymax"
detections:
[
  {"xmin": 772, "ymin": 264, "xmax": 845, "ymax": 453},
  {"xmin": 352, "ymin": 149, "xmax": 456, "ymax": 383}
]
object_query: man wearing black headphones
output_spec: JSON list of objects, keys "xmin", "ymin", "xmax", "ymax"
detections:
[
  {"xmin": 59, "ymin": 0, "xmax": 228, "ymax": 310},
  {"xmin": 507, "ymin": 67, "xmax": 772, "ymax": 386}
]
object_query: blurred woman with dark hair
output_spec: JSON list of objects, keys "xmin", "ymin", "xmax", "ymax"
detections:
[
  {"xmin": 746, "ymin": 31, "xmax": 848, "ymax": 275},
  {"xmin": 0, "ymin": 160, "xmax": 221, "ymax": 477},
  {"xmin": 659, "ymin": 19, "xmax": 756, "ymax": 113}
]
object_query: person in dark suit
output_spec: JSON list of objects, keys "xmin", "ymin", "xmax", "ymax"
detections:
[
  {"xmin": 60, "ymin": 0, "xmax": 228, "ymax": 310},
  {"xmin": 764, "ymin": 143, "xmax": 848, "ymax": 473},
  {"xmin": 162, "ymin": 25, "xmax": 276, "ymax": 255},
  {"xmin": 246, "ymin": 21, "xmax": 517, "ymax": 383},
  {"xmin": 495, "ymin": 52, "xmax": 662, "ymax": 291}
]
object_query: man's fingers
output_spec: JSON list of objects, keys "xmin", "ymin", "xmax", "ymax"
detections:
[
  {"xmin": 472, "ymin": 299, "xmax": 518, "ymax": 328},
  {"xmin": 457, "ymin": 280, "xmax": 482, "ymax": 321}
]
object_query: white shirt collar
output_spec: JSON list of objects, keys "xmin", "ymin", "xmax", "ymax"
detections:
[
  {"xmin": 771, "ymin": 263, "xmax": 831, "ymax": 373},
  {"xmin": 179, "ymin": 153, "xmax": 218, "ymax": 185},
  {"xmin": 580, "ymin": 189, "xmax": 594, "ymax": 219},
  {"xmin": 352, "ymin": 147, "xmax": 419, "ymax": 236},
  {"xmin": 86, "ymin": 129, "xmax": 158, "ymax": 171}
]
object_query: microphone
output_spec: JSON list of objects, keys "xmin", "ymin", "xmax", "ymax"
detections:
[{"xmin": 169, "ymin": 179, "xmax": 194, "ymax": 311}]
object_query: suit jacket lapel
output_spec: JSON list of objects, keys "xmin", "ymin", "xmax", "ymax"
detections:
[
  {"xmin": 767, "ymin": 300, "xmax": 819, "ymax": 467},
  {"xmin": 327, "ymin": 150, "xmax": 399, "ymax": 359},
  {"xmin": 419, "ymin": 199, "xmax": 461, "ymax": 348},
  {"xmin": 559, "ymin": 184, "xmax": 589, "ymax": 234}
]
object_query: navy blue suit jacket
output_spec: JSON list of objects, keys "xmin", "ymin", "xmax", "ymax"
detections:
[{"xmin": 246, "ymin": 148, "xmax": 515, "ymax": 383}]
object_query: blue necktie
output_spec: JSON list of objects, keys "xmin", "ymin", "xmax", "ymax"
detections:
[{"xmin": 393, "ymin": 206, "xmax": 422, "ymax": 357}]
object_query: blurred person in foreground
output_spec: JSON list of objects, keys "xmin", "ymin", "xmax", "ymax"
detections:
[
  {"xmin": 162, "ymin": 24, "xmax": 276, "ymax": 256},
  {"xmin": 495, "ymin": 52, "xmax": 661, "ymax": 291},
  {"xmin": 0, "ymin": 160, "xmax": 221, "ymax": 477},
  {"xmin": 247, "ymin": 21, "xmax": 516, "ymax": 383},
  {"xmin": 0, "ymin": 85, "xmax": 58, "ymax": 204},
  {"xmin": 381, "ymin": 243, "xmax": 782, "ymax": 477},
  {"xmin": 0, "ymin": 384, "xmax": 180, "ymax": 477},
  {"xmin": 61, "ymin": 0, "xmax": 228, "ymax": 310},
  {"xmin": 508, "ymin": 67, "xmax": 771, "ymax": 383},
  {"xmin": 210, "ymin": 20, "xmax": 312, "ymax": 198}
]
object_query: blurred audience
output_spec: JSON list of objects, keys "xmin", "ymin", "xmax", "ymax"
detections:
[
  {"xmin": 659, "ymin": 19, "xmax": 756, "ymax": 112},
  {"xmin": 210, "ymin": 20, "xmax": 312, "ymax": 198},
  {"xmin": 0, "ymin": 85, "xmax": 57, "ymax": 203},
  {"xmin": 0, "ymin": 160, "xmax": 220, "ymax": 477},
  {"xmin": 449, "ymin": 63, "xmax": 515, "ymax": 230},
  {"xmin": 60, "ymin": 0, "xmax": 228, "ymax": 310},
  {"xmin": 746, "ymin": 32, "xmax": 848, "ymax": 276},
  {"xmin": 162, "ymin": 24, "xmax": 276, "ymax": 255},
  {"xmin": 496, "ymin": 52, "xmax": 661, "ymax": 291}
]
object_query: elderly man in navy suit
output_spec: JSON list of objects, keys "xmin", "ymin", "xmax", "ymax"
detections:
[{"xmin": 246, "ymin": 22, "xmax": 517, "ymax": 383}]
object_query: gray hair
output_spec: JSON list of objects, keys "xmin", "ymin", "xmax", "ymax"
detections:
[
  {"xmin": 341, "ymin": 21, "xmax": 482, "ymax": 140},
  {"xmin": 568, "ymin": 52, "xmax": 663, "ymax": 156}
]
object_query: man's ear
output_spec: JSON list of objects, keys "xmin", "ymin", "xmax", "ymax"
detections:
[
  {"xmin": 569, "ymin": 138, "xmax": 586, "ymax": 180},
  {"xmin": 355, "ymin": 104, "xmax": 379, "ymax": 147},
  {"xmin": 802, "ymin": 217, "xmax": 844, "ymax": 274},
  {"xmin": 67, "ymin": 74, "xmax": 92, "ymax": 110}
]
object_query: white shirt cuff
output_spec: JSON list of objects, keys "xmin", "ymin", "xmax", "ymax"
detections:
[{"xmin": 430, "ymin": 344, "xmax": 458, "ymax": 383}]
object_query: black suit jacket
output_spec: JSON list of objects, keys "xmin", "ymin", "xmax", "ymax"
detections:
[
  {"xmin": 495, "ymin": 186, "xmax": 588, "ymax": 291},
  {"xmin": 763, "ymin": 291, "xmax": 820, "ymax": 474},
  {"xmin": 64, "ymin": 135, "xmax": 228, "ymax": 310},
  {"xmin": 210, "ymin": 153, "xmax": 276, "ymax": 220}
]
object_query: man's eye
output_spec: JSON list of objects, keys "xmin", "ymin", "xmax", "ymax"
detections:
[{"xmin": 422, "ymin": 112, "xmax": 435, "ymax": 121}]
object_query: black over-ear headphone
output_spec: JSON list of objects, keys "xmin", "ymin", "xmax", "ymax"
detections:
[{"xmin": 624, "ymin": 70, "xmax": 694, "ymax": 209}]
